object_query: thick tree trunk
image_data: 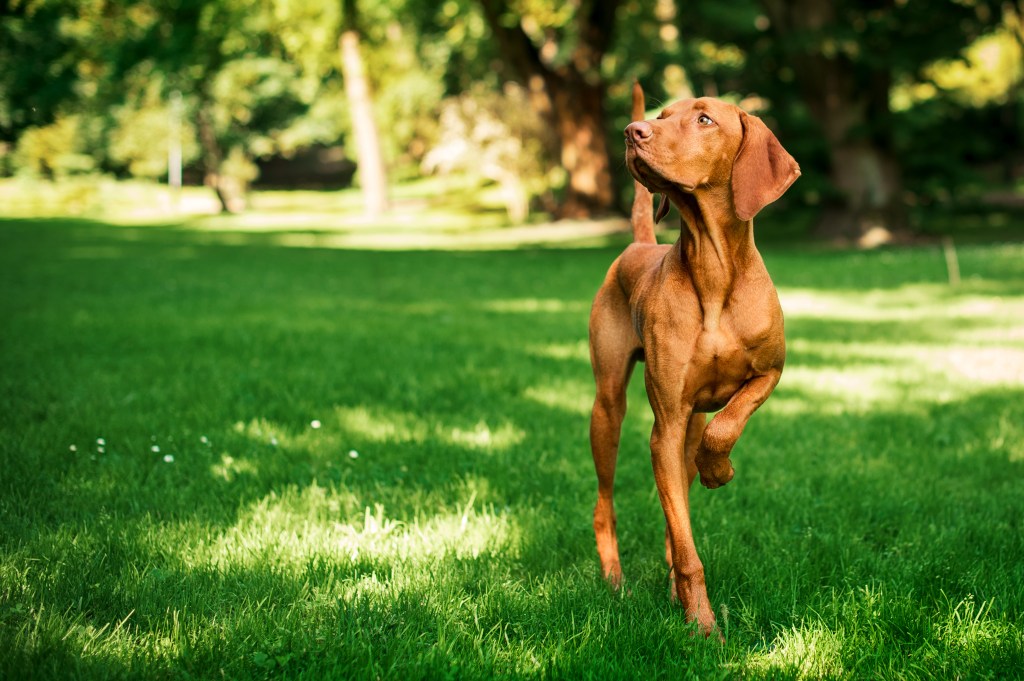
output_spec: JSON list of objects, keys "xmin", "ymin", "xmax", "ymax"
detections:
[
  {"xmin": 548, "ymin": 78, "xmax": 616, "ymax": 217},
  {"xmin": 339, "ymin": 0, "xmax": 389, "ymax": 218},
  {"xmin": 478, "ymin": 0, "xmax": 619, "ymax": 218}
]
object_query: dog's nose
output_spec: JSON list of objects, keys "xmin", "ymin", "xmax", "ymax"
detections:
[{"xmin": 625, "ymin": 121, "xmax": 653, "ymax": 145}]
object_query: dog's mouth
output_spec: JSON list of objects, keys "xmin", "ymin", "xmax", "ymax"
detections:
[
  {"xmin": 627, "ymin": 150, "xmax": 693, "ymax": 194},
  {"xmin": 626, "ymin": 150, "xmax": 664, "ymax": 188}
]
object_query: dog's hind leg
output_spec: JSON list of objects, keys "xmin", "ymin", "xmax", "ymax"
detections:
[{"xmin": 589, "ymin": 286, "xmax": 639, "ymax": 589}]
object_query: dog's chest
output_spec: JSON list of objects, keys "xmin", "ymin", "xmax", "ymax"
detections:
[{"xmin": 688, "ymin": 318, "xmax": 777, "ymax": 411}]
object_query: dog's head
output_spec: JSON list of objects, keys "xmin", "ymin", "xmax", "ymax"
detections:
[{"xmin": 625, "ymin": 97, "xmax": 800, "ymax": 222}]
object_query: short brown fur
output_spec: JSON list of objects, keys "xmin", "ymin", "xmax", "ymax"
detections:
[{"xmin": 588, "ymin": 85, "xmax": 800, "ymax": 637}]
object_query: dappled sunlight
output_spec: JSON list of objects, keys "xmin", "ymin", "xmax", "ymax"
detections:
[
  {"xmin": 745, "ymin": 590, "xmax": 1014, "ymax": 678},
  {"xmin": 334, "ymin": 405, "xmax": 524, "ymax": 451},
  {"xmin": 193, "ymin": 206, "xmax": 509, "ymax": 233},
  {"xmin": 210, "ymin": 452, "xmax": 260, "ymax": 483},
  {"xmin": 527, "ymin": 340, "xmax": 590, "ymax": 362},
  {"xmin": 937, "ymin": 594, "xmax": 1015, "ymax": 659},
  {"xmin": 333, "ymin": 406, "xmax": 430, "ymax": 444},
  {"xmin": 773, "ymin": 364, "xmax": 916, "ymax": 415},
  {"xmin": 520, "ymin": 285, "xmax": 1024, "ymax": 419},
  {"xmin": 483, "ymin": 299, "xmax": 590, "ymax": 314},
  {"xmin": 449, "ymin": 421, "xmax": 525, "ymax": 450},
  {"xmin": 776, "ymin": 284, "xmax": 1024, "ymax": 414},
  {"xmin": 930, "ymin": 346, "xmax": 1024, "ymax": 385},
  {"xmin": 232, "ymin": 417, "xmax": 292, "ymax": 448},
  {"xmin": 782, "ymin": 340, "xmax": 1024, "ymax": 405},
  {"xmin": 185, "ymin": 217, "xmax": 628, "ymax": 251},
  {"xmin": 748, "ymin": 622, "xmax": 845, "ymax": 679},
  {"xmin": 780, "ymin": 286, "xmax": 1024, "ymax": 324},
  {"xmin": 228, "ymin": 408, "xmax": 525, "ymax": 459},
  {"xmin": 524, "ymin": 381, "xmax": 595, "ymax": 416},
  {"xmin": 191, "ymin": 478, "xmax": 520, "ymax": 572}
]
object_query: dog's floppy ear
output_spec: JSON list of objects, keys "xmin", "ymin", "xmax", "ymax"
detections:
[{"xmin": 731, "ymin": 111, "xmax": 800, "ymax": 221}]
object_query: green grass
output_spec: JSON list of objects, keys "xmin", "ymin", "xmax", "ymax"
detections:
[{"xmin": 1, "ymin": 217, "xmax": 1023, "ymax": 679}]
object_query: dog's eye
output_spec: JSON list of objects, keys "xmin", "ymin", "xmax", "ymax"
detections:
[{"xmin": 697, "ymin": 114, "xmax": 715, "ymax": 126}]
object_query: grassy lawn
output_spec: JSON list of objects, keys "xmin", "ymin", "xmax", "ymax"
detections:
[{"xmin": 1, "ymin": 217, "xmax": 1023, "ymax": 679}]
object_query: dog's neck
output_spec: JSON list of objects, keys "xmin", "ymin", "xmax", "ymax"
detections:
[{"xmin": 670, "ymin": 188, "xmax": 753, "ymax": 332}]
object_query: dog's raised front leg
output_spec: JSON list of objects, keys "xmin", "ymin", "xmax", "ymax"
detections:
[{"xmin": 696, "ymin": 369, "xmax": 781, "ymax": 489}]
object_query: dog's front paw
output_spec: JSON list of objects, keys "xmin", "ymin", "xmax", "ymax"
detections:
[
  {"xmin": 603, "ymin": 564, "xmax": 623, "ymax": 590},
  {"xmin": 696, "ymin": 456, "xmax": 734, "ymax": 489}
]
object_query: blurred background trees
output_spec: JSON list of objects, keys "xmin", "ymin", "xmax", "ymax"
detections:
[{"xmin": 1, "ymin": 0, "xmax": 1021, "ymax": 239}]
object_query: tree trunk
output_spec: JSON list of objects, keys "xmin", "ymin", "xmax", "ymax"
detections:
[
  {"xmin": 340, "ymin": 0, "xmax": 389, "ymax": 218},
  {"xmin": 478, "ymin": 0, "xmax": 619, "ymax": 218},
  {"xmin": 196, "ymin": 104, "xmax": 233, "ymax": 214},
  {"xmin": 821, "ymin": 141, "xmax": 905, "ymax": 241},
  {"xmin": 549, "ymin": 78, "xmax": 616, "ymax": 218},
  {"xmin": 806, "ymin": 63, "xmax": 906, "ymax": 241},
  {"xmin": 762, "ymin": 0, "xmax": 907, "ymax": 242}
]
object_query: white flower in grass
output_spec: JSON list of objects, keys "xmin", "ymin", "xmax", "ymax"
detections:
[
  {"xmin": 163, "ymin": 454, "xmax": 174, "ymax": 463},
  {"xmin": 310, "ymin": 419, "xmax": 322, "ymax": 429},
  {"xmin": 151, "ymin": 445, "xmax": 160, "ymax": 453},
  {"xmin": 96, "ymin": 438, "xmax": 105, "ymax": 446},
  {"xmin": 348, "ymin": 450, "xmax": 359, "ymax": 459},
  {"xmin": 69, "ymin": 445, "xmax": 77, "ymax": 452},
  {"xmin": 270, "ymin": 437, "xmax": 279, "ymax": 446},
  {"xmin": 97, "ymin": 447, "xmax": 105, "ymax": 454},
  {"xmin": 200, "ymin": 435, "xmax": 209, "ymax": 445}
]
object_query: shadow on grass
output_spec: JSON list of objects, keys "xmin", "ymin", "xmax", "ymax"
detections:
[{"xmin": 2, "ymin": 217, "xmax": 1023, "ymax": 678}]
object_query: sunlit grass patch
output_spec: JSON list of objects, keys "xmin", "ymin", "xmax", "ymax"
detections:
[
  {"xmin": 332, "ymin": 406, "xmax": 524, "ymax": 451},
  {"xmin": 937, "ymin": 593, "xmax": 1017, "ymax": 663},
  {"xmin": 745, "ymin": 587, "xmax": 1023, "ymax": 680},
  {"xmin": 750, "ymin": 622, "xmax": 845, "ymax": 679},
  {"xmin": 776, "ymin": 276, "xmax": 1024, "ymax": 414},
  {"xmin": 523, "ymin": 381, "xmax": 594, "ymax": 416},
  {"xmin": 482, "ymin": 299, "xmax": 590, "ymax": 314},
  {"xmin": 526, "ymin": 340, "xmax": 590, "ymax": 362},
  {"xmin": 199, "ymin": 482, "xmax": 520, "ymax": 571}
]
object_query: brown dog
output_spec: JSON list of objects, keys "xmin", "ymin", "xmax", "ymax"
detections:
[{"xmin": 588, "ymin": 83, "xmax": 799, "ymax": 637}]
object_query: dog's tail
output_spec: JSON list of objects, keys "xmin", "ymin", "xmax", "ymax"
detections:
[{"xmin": 630, "ymin": 81, "xmax": 657, "ymax": 244}]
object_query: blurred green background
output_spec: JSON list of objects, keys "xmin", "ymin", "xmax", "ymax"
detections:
[{"xmin": 1, "ymin": 0, "xmax": 1022, "ymax": 242}]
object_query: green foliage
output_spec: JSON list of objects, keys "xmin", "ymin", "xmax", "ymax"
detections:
[
  {"xmin": 208, "ymin": 57, "xmax": 308, "ymax": 156},
  {"xmin": 13, "ymin": 115, "xmax": 99, "ymax": 178},
  {"xmin": 0, "ymin": 0, "xmax": 82, "ymax": 140},
  {"xmin": 1, "ymin": 218, "xmax": 1023, "ymax": 678},
  {"xmin": 108, "ymin": 76, "xmax": 202, "ymax": 179},
  {"xmin": 424, "ymin": 84, "xmax": 553, "ymax": 221},
  {"xmin": 368, "ymin": 23, "xmax": 447, "ymax": 175},
  {"xmin": 667, "ymin": 0, "xmax": 1017, "ymax": 209}
]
